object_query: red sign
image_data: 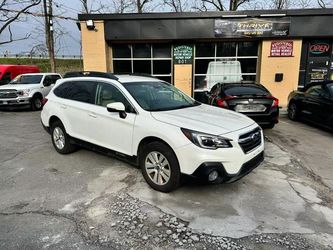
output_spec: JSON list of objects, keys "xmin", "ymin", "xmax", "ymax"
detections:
[
  {"xmin": 270, "ymin": 41, "xmax": 293, "ymax": 57},
  {"xmin": 309, "ymin": 43, "xmax": 330, "ymax": 55}
]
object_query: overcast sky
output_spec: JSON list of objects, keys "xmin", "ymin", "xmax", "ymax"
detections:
[{"xmin": 1, "ymin": 1, "xmax": 84, "ymax": 56}]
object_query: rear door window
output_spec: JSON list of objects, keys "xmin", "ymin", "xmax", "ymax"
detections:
[{"xmin": 54, "ymin": 81, "xmax": 97, "ymax": 104}]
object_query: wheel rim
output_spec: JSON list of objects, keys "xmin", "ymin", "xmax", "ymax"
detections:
[
  {"xmin": 53, "ymin": 127, "xmax": 65, "ymax": 150},
  {"xmin": 145, "ymin": 151, "xmax": 171, "ymax": 186},
  {"xmin": 289, "ymin": 104, "xmax": 296, "ymax": 118},
  {"xmin": 34, "ymin": 98, "xmax": 42, "ymax": 109}
]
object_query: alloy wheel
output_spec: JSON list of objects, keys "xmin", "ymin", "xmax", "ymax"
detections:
[
  {"xmin": 145, "ymin": 151, "xmax": 171, "ymax": 186},
  {"xmin": 53, "ymin": 127, "xmax": 65, "ymax": 150}
]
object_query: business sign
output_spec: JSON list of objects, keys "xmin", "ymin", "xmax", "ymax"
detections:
[
  {"xmin": 214, "ymin": 18, "xmax": 290, "ymax": 38},
  {"xmin": 309, "ymin": 41, "xmax": 331, "ymax": 57},
  {"xmin": 173, "ymin": 45, "xmax": 193, "ymax": 64},
  {"xmin": 270, "ymin": 41, "xmax": 293, "ymax": 57}
]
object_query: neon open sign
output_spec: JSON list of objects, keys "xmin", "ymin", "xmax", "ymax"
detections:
[{"xmin": 310, "ymin": 43, "xmax": 330, "ymax": 55}]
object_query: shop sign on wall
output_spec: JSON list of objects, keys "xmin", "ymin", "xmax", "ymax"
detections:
[
  {"xmin": 270, "ymin": 41, "xmax": 293, "ymax": 57},
  {"xmin": 214, "ymin": 18, "xmax": 290, "ymax": 38},
  {"xmin": 309, "ymin": 41, "xmax": 331, "ymax": 57},
  {"xmin": 173, "ymin": 45, "xmax": 193, "ymax": 64}
]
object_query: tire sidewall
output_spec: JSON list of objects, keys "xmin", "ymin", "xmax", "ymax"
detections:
[
  {"xmin": 50, "ymin": 121, "xmax": 74, "ymax": 154},
  {"xmin": 140, "ymin": 142, "xmax": 180, "ymax": 193},
  {"xmin": 288, "ymin": 102, "xmax": 298, "ymax": 120},
  {"xmin": 31, "ymin": 95, "xmax": 42, "ymax": 111}
]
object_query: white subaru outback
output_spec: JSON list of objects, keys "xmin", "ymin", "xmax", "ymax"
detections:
[{"xmin": 41, "ymin": 74, "xmax": 264, "ymax": 192}]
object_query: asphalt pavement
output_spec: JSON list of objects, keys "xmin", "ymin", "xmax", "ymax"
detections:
[{"xmin": 0, "ymin": 110, "xmax": 332, "ymax": 250}]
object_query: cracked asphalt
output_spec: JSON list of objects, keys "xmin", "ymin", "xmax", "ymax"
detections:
[{"xmin": 0, "ymin": 110, "xmax": 332, "ymax": 249}]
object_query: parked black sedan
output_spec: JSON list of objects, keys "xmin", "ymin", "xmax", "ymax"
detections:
[
  {"xmin": 287, "ymin": 81, "xmax": 333, "ymax": 130},
  {"xmin": 207, "ymin": 83, "xmax": 279, "ymax": 128}
]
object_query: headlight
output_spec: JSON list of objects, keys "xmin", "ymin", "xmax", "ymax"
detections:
[
  {"xmin": 181, "ymin": 128, "xmax": 232, "ymax": 150},
  {"xmin": 17, "ymin": 89, "xmax": 30, "ymax": 96}
]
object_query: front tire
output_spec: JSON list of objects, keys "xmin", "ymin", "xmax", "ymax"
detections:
[
  {"xmin": 50, "ymin": 120, "xmax": 77, "ymax": 154},
  {"xmin": 31, "ymin": 95, "xmax": 42, "ymax": 111},
  {"xmin": 140, "ymin": 142, "xmax": 181, "ymax": 193},
  {"xmin": 288, "ymin": 102, "xmax": 298, "ymax": 121}
]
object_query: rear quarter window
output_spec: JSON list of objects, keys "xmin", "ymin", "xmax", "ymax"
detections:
[
  {"xmin": 224, "ymin": 85, "xmax": 269, "ymax": 96},
  {"xmin": 54, "ymin": 81, "xmax": 97, "ymax": 104}
]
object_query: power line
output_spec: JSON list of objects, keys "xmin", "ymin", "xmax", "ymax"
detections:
[{"xmin": 1, "ymin": 7, "xmax": 78, "ymax": 21}]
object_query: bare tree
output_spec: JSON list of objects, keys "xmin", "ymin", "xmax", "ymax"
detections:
[
  {"xmin": 0, "ymin": 0, "xmax": 41, "ymax": 45},
  {"xmin": 164, "ymin": 0, "xmax": 189, "ymax": 12},
  {"xmin": 136, "ymin": 0, "xmax": 151, "ymax": 13},
  {"xmin": 229, "ymin": 0, "xmax": 250, "ymax": 10}
]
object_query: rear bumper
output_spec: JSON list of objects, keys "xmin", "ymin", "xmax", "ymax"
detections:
[
  {"xmin": 245, "ymin": 108, "xmax": 279, "ymax": 125},
  {"xmin": 192, "ymin": 151, "xmax": 264, "ymax": 183}
]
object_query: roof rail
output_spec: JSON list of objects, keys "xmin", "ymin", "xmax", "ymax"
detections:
[{"xmin": 63, "ymin": 71, "xmax": 119, "ymax": 80}]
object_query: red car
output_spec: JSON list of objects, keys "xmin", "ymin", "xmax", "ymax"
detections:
[{"xmin": 0, "ymin": 65, "xmax": 40, "ymax": 85}]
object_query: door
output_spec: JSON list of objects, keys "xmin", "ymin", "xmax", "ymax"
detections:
[
  {"xmin": 302, "ymin": 85, "xmax": 326, "ymax": 122},
  {"xmin": 53, "ymin": 80, "xmax": 99, "ymax": 143},
  {"xmin": 90, "ymin": 82, "xmax": 136, "ymax": 156}
]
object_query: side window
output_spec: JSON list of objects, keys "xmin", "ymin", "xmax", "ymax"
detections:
[
  {"xmin": 43, "ymin": 76, "xmax": 52, "ymax": 86},
  {"xmin": 96, "ymin": 83, "xmax": 134, "ymax": 112},
  {"xmin": 51, "ymin": 75, "xmax": 61, "ymax": 84},
  {"xmin": 1, "ymin": 72, "xmax": 11, "ymax": 84},
  {"xmin": 54, "ymin": 81, "xmax": 97, "ymax": 104},
  {"xmin": 306, "ymin": 85, "xmax": 325, "ymax": 97},
  {"xmin": 210, "ymin": 83, "xmax": 221, "ymax": 96}
]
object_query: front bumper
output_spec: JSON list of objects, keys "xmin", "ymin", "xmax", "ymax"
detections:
[
  {"xmin": 0, "ymin": 97, "xmax": 31, "ymax": 106},
  {"xmin": 192, "ymin": 151, "xmax": 264, "ymax": 183},
  {"xmin": 175, "ymin": 124, "xmax": 264, "ymax": 177}
]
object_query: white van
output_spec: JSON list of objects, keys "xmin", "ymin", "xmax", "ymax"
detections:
[{"xmin": 198, "ymin": 60, "xmax": 243, "ymax": 92}]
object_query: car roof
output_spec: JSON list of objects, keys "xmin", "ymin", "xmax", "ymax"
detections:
[
  {"xmin": 115, "ymin": 74, "xmax": 162, "ymax": 83},
  {"xmin": 20, "ymin": 73, "xmax": 60, "ymax": 76}
]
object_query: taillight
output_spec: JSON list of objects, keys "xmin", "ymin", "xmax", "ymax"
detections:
[
  {"xmin": 270, "ymin": 97, "xmax": 279, "ymax": 108},
  {"xmin": 216, "ymin": 96, "xmax": 235, "ymax": 108},
  {"xmin": 41, "ymin": 98, "xmax": 48, "ymax": 107}
]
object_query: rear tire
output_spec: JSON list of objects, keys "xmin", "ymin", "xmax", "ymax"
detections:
[
  {"xmin": 50, "ymin": 120, "xmax": 77, "ymax": 154},
  {"xmin": 140, "ymin": 141, "xmax": 181, "ymax": 193},
  {"xmin": 31, "ymin": 95, "xmax": 42, "ymax": 111},
  {"xmin": 288, "ymin": 102, "xmax": 298, "ymax": 121}
]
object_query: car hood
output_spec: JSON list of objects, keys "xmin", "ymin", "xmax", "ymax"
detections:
[
  {"xmin": 151, "ymin": 104, "xmax": 256, "ymax": 135},
  {"xmin": 0, "ymin": 84, "xmax": 39, "ymax": 90}
]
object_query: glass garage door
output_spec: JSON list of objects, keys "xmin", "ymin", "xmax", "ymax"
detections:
[
  {"xmin": 112, "ymin": 44, "xmax": 172, "ymax": 83},
  {"xmin": 194, "ymin": 41, "xmax": 259, "ymax": 92}
]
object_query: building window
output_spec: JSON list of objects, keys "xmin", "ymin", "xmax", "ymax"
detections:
[
  {"xmin": 112, "ymin": 43, "xmax": 172, "ymax": 83},
  {"xmin": 194, "ymin": 42, "xmax": 258, "ymax": 91}
]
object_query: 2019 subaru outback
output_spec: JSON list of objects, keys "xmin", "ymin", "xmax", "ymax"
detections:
[{"xmin": 41, "ymin": 74, "xmax": 264, "ymax": 192}]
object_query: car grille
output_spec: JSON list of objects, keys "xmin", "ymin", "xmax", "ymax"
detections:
[
  {"xmin": 0, "ymin": 89, "xmax": 17, "ymax": 99},
  {"xmin": 238, "ymin": 127, "xmax": 262, "ymax": 154}
]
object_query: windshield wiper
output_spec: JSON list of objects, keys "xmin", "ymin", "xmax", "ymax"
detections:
[{"xmin": 150, "ymin": 103, "xmax": 200, "ymax": 112}]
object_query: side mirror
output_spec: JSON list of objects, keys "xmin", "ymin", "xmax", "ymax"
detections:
[
  {"xmin": 107, "ymin": 102, "xmax": 126, "ymax": 118},
  {"xmin": 43, "ymin": 81, "xmax": 51, "ymax": 87}
]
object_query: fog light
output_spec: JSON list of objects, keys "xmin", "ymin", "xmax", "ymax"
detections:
[{"xmin": 208, "ymin": 170, "xmax": 219, "ymax": 182}]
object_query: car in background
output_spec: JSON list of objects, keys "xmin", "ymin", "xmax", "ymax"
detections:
[
  {"xmin": 207, "ymin": 82, "xmax": 279, "ymax": 128},
  {"xmin": 41, "ymin": 74, "xmax": 264, "ymax": 192},
  {"xmin": 288, "ymin": 81, "xmax": 333, "ymax": 130},
  {"xmin": 63, "ymin": 71, "xmax": 118, "ymax": 79},
  {"xmin": 0, "ymin": 73, "xmax": 61, "ymax": 110},
  {"xmin": 0, "ymin": 65, "xmax": 40, "ymax": 85}
]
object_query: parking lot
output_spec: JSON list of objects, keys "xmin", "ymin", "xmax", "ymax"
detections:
[{"xmin": 0, "ymin": 110, "xmax": 332, "ymax": 250}]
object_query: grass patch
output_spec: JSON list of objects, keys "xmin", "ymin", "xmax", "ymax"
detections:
[{"xmin": 0, "ymin": 57, "xmax": 83, "ymax": 75}]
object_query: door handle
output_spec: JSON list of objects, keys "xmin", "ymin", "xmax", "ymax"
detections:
[
  {"xmin": 88, "ymin": 113, "xmax": 97, "ymax": 118},
  {"xmin": 60, "ymin": 104, "xmax": 67, "ymax": 109}
]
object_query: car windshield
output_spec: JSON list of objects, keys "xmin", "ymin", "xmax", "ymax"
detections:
[
  {"xmin": 224, "ymin": 85, "xmax": 269, "ymax": 96},
  {"xmin": 122, "ymin": 81, "xmax": 200, "ymax": 111},
  {"xmin": 10, "ymin": 75, "xmax": 42, "ymax": 84}
]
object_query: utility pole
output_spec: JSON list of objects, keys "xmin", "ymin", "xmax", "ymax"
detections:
[{"xmin": 43, "ymin": 0, "xmax": 56, "ymax": 72}]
